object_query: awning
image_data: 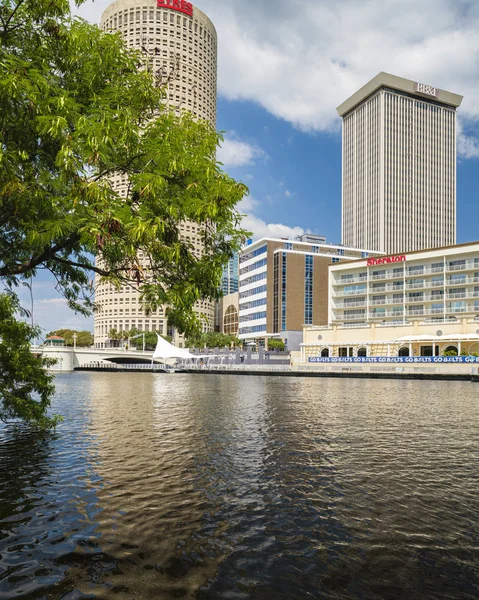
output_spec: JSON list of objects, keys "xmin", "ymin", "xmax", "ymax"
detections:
[
  {"xmin": 152, "ymin": 334, "xmax": 195, "ymax": 362},
  {"xmin": 395, "ymin": 333, "xmax": 479, "ymax": 342}
]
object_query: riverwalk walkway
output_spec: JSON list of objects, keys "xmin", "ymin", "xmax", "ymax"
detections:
[{"xmin": 74, "ymin": 362, "xmax": 479, "ymax": 382}]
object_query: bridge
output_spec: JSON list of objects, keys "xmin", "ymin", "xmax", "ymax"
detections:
[{"xmin": 31, "ymin": 346, "xmax": 156, "ymax": 371}]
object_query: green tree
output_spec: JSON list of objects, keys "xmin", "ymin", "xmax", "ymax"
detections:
[
  {"xmin": 0, "ymin": 0, "xmax": 248, "ymax": 425},
  {"xmin": 46, "ymin": 329, "xmax": 93, "ymax": 347},
  {"xmin": 75, "ymin": 331, "xmax": 94, "ymax": 347},
  {"xmin": 186, "ymin": 332, "xmax": 240, "ymax": 349},
  {"xmin": 267, "ymin": 338, "xmax": 285, "ymax": 351},
  {"xmin": 0, "ymin": 294, "xmax": 59, "ymax": 427}
]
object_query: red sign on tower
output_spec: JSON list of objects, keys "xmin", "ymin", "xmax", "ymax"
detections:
[{"xmin": 157, "ymin": 0, "xmax": 193, "ymax": 17}]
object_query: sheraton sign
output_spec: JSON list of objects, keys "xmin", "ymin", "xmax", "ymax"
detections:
[
  {"xmin": 157, "ymin": 0, "xmax": 193, "ymax": 17},
  {"xmin": 367, "ymin": 255, "xmax": 406, "ymax": 267}
]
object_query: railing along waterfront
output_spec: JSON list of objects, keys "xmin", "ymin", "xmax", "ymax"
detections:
[{"xmin": 186, "ymin": 364, "xmax": 292, "ymax": 373}]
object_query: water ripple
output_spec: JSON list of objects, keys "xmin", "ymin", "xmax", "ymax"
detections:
[{"xmin": 1, "ymin": 373, "xmax": 479, "ymax": 598}]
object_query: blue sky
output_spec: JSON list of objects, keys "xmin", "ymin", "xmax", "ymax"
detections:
[{"xmin": 18, "ymin": 0, "xmax": 479, "ymax": 335}]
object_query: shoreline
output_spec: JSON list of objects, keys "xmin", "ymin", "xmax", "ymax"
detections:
[{"xmin": 73, "ymin": 365, "xmax": 479, "ymax": 382}]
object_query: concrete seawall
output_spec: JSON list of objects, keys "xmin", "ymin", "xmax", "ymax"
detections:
[
  {"xmin": 182, "ymin": 368, "xmax": 476, "ymax": 382},
  {"xmin": 74, "ymin": 363, "xmax": 479, "ymax": 382}
]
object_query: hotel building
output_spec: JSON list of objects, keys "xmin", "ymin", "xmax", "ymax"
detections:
[
  {"xmin": 94, "ymin": 0, "xmax": 217, "ymax": 347},
  {"xmin": 338, "ymin": 72, "xmax": 463, "ymax": 254},
  {"xmin": 238, "ymin": 237, "xmax": 382, "ymax": 349},
  {"xmin": 299, "ymin": 241, "xmax": 479, "ymax": 360}
]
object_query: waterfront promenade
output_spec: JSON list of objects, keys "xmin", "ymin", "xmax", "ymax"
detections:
[{"xmin": 34, "ymin": 344, "xmax": 479, "ymax": 381}]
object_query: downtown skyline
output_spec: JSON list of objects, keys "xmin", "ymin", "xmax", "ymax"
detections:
[{"xmin": 24, "ymin": 0, "xmax": 479, "ymax": 333}]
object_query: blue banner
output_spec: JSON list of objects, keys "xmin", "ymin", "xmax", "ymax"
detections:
[{"xmin": 308, "ymin": 356, "xmax": 479, "ymax": 364}]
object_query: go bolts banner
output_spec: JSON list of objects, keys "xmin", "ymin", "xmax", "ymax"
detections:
[{"xmin": 308, "ymin": 356, "xmax": 479, "ymax": 364}]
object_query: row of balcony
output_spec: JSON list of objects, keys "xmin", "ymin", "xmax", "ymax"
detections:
[
  {"xmin": 334, "ymin": 291, "xmax": 479, "ymax": 309},
  {"xmin": 335, "ymin": 262, "xmax": 479, "ymax": 285},
  {"xmin": 334, "ymin": 278, "xmax": 479, "ymax": 296},
  {"xmin": 338, "ymin": 306, "xmax": 479, "ymax": 321},
  {"xmin": 338, "ymin": 317, "xmax": 479, "ymax": 328}
]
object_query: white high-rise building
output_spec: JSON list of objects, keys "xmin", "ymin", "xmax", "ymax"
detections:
[
  {"xmin": 337, "ymin": 72, "xmax": 463, "ymax": 255},
  {"xmin": 94, "ymin": 0, "xmax": 217, "ymax": 348}
]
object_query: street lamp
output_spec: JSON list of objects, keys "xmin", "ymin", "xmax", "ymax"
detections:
[
  {"xmin": 73, "ymin": 332, "xmax": 77, "ymax": 349},
  {"xmin": 130, "ymin": 331, "xmax": 146, "ymax": 352}
]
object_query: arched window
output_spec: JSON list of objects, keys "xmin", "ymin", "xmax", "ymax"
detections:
[
  {"xmin": 468, "ymin": 342, "xmax": 479, "ymax": 355},
  {"xmin": 223, "ymin": 305, "xmax": 239, "ymax": 336},
  {"xmin": 444, "ymin": 346, "xmax": 458, "ymax": 356},
  {"xmin": 398, "ymin": 346, "xmax": 410, "ymax": 357},
  {"xmin": 321, "ymin": 348, "xmax": 330, "ymax": 357},
  {"xmin": 357, "ymin": 347, "xmax": 367, "ymax": 357}
]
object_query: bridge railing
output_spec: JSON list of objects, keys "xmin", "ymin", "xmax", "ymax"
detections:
[{"xmin": 77, "ymin": 363, "xmax": 168, "ymax": 371}]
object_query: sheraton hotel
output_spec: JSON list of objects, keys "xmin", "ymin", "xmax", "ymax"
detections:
[
  {"xmin": 296, "ymin": 74, "xmax": 479, "ymax": 362},
  {"xmin": 238, "ymin": 72, "xmax": 479, "ymax": 359}
]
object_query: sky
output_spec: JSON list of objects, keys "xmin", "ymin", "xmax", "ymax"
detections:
[{"xmin": 19, "ymin": 0, "xmax": 479, "ymax": 336}]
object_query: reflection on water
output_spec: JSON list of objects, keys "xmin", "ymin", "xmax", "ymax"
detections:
[{"xmin": 1, "ymin": 373, "xmax": 479, "ymax": 599}]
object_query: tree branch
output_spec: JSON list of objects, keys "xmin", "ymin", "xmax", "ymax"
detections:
[
  {"xmin": 0, "ymin": 233, "xmax": 81, "ymax": 277},
  {"xmin": 51, "ymin": 255, "xmax": 132, "ymax": 278},
  {"xmin": 1, "ymin": 0, "xmax": 27, "ymax": 36}
]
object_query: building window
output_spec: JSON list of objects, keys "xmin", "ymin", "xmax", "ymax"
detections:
[
  {"xmin": 240, "ymin": 244, "xmax": 267, "ymax": 264},
  {"xmin": 239, "ymin": 258, "xmax": 267, "ymax": 276},
  {"xmin": 273, "ymin": 253, "xmax": 279, "ymax": 332},
  {"xmin": 223, "ymin": 305, "xmax": 239, "ymax": 336},
  {"xmin": 304, "ymin": 255, "xmax": 313, "ymax": 325},
  {"xmin": 239, "ymin": 285, "xmax": 267, "ymax": 300},
  {"xmin": 282, "ymin": 253, "xmax": 287, "ymax": 331},
  {"xmin": 239, "ymin": 324, "xmax": 266, "ymax": 335},
  {"xmin": 241, "ymin": 271, "xmax": 267, "ymax": 287}
]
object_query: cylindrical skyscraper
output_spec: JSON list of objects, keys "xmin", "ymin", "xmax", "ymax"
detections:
[{"xmin": 94, "ymin": 0, "xmax": 217, "ymax": 348}]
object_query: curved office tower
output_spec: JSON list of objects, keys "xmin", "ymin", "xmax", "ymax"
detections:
[
  {"xmin": 338, "ymin": 72, "xmax": 463, "ymax": 255},
  {"xmin": 94, "ymin": 0, "xmax": 217, "ymax": 347}
]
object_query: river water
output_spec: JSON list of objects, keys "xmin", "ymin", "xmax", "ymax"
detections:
[{"xmin": 1, "ymin": 373, "xmax": 479, "ymax": 599}]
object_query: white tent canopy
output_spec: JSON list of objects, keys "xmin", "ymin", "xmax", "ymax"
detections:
[{"xmin": 152, "ymin": 334, "xmax": 195, "ymax": 363}]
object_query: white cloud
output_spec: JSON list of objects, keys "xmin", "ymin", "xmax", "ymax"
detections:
[
  {"xmin": 217, "ymin": 135, "xmax": 266, "ymax": 168},
  {"xmin": 457, "ymin": 119, "xmax": 479, "ymax": 159},
  {"xmin": 458, "ymin": 133, "xmax": 479, "ymax": 159},
  {"xmin": 242, "ymin": 213, "xmax": 307, "ymax": 242},
  {"xmin": 31, "ymin": 298, "xmax": 93, "ymax": 336},
  {"xmin": 73, "ymin": 0, "xmax": 479, "ymax": 153},
  {"xmin": 15, "ymin": 283, "xmax": 93, "ymax": 336},
  {"xmin": 237, "ymin": 194, "xmax": 259, "ymax": 213},
  {"xmin": 197, "ymin": 0, "xmax": 479, "ymax": 135},
  {"xmin": 237, "ymin": 195, "xmax": 307, "ymax": 241}
]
